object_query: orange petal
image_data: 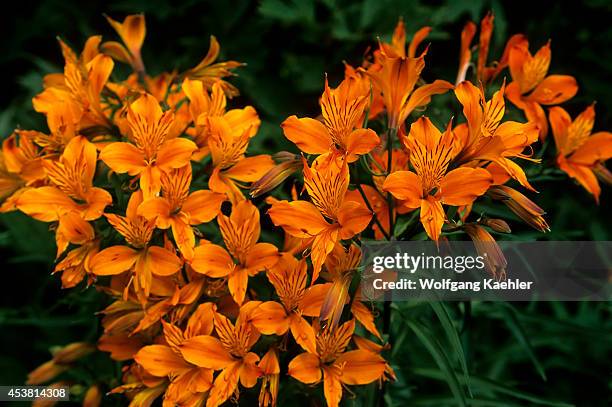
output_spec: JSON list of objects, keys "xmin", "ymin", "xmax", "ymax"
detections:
[
  {"xmin": 289, "ymin": 314, "xmax": 317, "ymax": 354},
  {"xmin": 90, "ymin": 246, "xmax": 139, "ymax": 275},
  {"xmin": 439, "ymin": 167, "xmax": 492, "ymax": 206},
  {"xmin": 179, "ymin": 335, "xmax": 235, "ymax": 369},
  {"xmin": 268, "ymin": 200, "xmax": 330, "ymax": 238},
  {"xmin": 310, "ymin": 226, "xmax": 339, "ymax": 282},
  {"xmin": 250, "ymin": 301, "xmax": 290, "ymax": 335},
  {"xmin": 299, "ymin": 282, "xmax": 332, "ymax": 317},
  {"xmin": 146, "ymin": 246, "xmax": 181, "ymax": 276},
  {"xmin": 528, "ymin": 75, "xmax": 578, "ymax": 105},
  {"xmin": 323, "ymin": 366, "xmax": 343, "ymax": 407},
  {"xmin": 420, "ymin": 196, "xmax": 444, "ymax": 241},
  {"xmin": 228, "ymin": 267, "xmax": 248, "ymax": 305},
  {"xmin": 570, "ymin": 132, "xmax": 612, "ymax": 165},
  {"xmin": 382, "ymin": 171, "xmax": 422, "ymax": 208},
  {"xmin": 401, "ymin": 79, "xmax": 454, "ymax": 123},
  {"xmin": 345, "ymin": 129, "xmax": 380, "ymax": 161},
  {"xmin": 157, "ymin": 138, "xmax": 197, "ymax": 171},
  {"xmin": 239, "ymin": 353, "xmax": 262, "ymax": 388},
  {"xmin": 134, "ymin": 344, "xmax": 190, "ymax": 377},
  {"xmin": 281, "ymin": 116, "xmax": 330, "ymax": 155},
  {"xmin": 288, "ymin": 353, "xmax": 321, "ymax": 383},
  {"xmin": 137, "ymin": 197, "xmax": 172, "ymax": 228},
  {"xmin": 16, "ymin": 187, "xmax": 77, "ymax": 222},
  {"xmin": 99, "ymin": 142, "xmax": 145, "ymax": 175},
  {"xmin": 139, "ymin": 165, "xmax": 162, "ymax": 199},
  {"xmin": 224, "ymin": 155, "xmax": 275, "ymax": 182},
  {"xmin": 183, "ymin": 190, "xmax": 226, "ymax": 224},
  {"xmin": 336, "ymin": 349, "xmax": 386, "ymax": 385},
  {"xmin": 191, "ymin": 244, "xmax": 233, "ymax": 277},
  {"xmin": 245, "ymin": 242, "xmax": 279, "ymax": 273},
  {"xmin": 337, "ymin": 200, "xmax": 372, "ymax": 240},
  {"xmin": 171, "ymin": 219, "xmax": 196, "ymax": 261}
]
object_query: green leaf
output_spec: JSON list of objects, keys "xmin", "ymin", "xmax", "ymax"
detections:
[{"xmin": 430, "ymin": 302, "xmax": 473, "ymax": 397}]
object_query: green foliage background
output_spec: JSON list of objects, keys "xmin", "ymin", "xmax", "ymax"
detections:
[{"xmin": 0, "ymin": 0, "xmax": 610, "ymax": 406}]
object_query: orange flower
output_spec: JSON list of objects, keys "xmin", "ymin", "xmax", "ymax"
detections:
[
  {"xmin": 99, "ymin": 93, "xmax": 197, "ymax": 198},
  {"xmin": 190, "ymin": 200, "xmax": 278, "ymax": 305},
  {"xmin": 186, "ymin": 36, "xmax": 244, "ymax": 97},
  {"xmin": 90, "ymin": 190, "xmax": 182, "ymax": 301},
  {"xmin": 383, "ymin": 117, "xmax": 492, "ymax": 241},
  {"xmin": 102, "ymin": 14, "xmax": 146, "ymax": 73},
  {"xmin": 16, "ymin": 136, "xmax": 111, "ymax": 223},
  {"xmin": 179, "ymin": 307, "xmax": 262, "ymax": 407},
  {"xmin": 206, "ymin": 116, "xmax": 274, "ymax": 203},
  {"xmin": 0, "ymin": 132, "xmax": 45, "ymax": 212},
  {"xmin": 268, "ymin": 157, "xmax": 372, "ymax": 281},
  {"xmin": 282, "ymin": 77, "xmax": 380, "ymax": 162},
  {"xmin": 549, "ymin": 105, "xmax": 612, "ymax": 202},
  {"xmin": 183, "ymin": 78, "xmax": 259, "ymax": 160},
  {"xmin": 34, "ymin": 37, "xmax": 113, "ymax": 130},
  {"xmin": 138, "ymin": 164, "xmax": 225, "ymax": 260},
  {"xmin": 454, "ymin": 80, "xmax": 539, "ymax": 190},
  {"xmin": 135, "ymin": 303, "xmax": 216, "ymax": 406},
  {"xmin": 506, "ymin": 39, "xmax": 578, "ymax": 140},
  {"xmin": 250, "ymin": 254, "xmax": 331, "ymax": 353},
  {"xmin": 366, "ymin": 41, "xmax": 453, "ymax": 130},
  {"xmin": 287, "ymin": 320, "xmax": 386, "ymax": 407}
]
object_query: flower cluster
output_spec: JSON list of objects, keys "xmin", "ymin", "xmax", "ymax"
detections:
[{"xmin": 2, "ymin": 11, "xmax": 611, "ymax": 407}]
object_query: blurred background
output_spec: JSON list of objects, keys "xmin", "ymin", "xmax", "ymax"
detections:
[{"xmin": 0, "ymin": 0, "xmax": 610, "ymax": 406}]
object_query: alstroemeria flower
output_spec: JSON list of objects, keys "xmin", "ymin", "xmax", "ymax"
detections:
[
  {"xmin": 505, "ymin": 39, "xmax": 578, "ymax": 140},
  {"xmin": 250, "ymin": 254, "xmax": 331, "ymax": 354},
  {"xmin": 190, "ymin": 199, "xmax": 279, "ymax": 305},
  {"xmin": 183, "ymin": 78, "xmax": 259, "ymax": 160},
  {"xmin": 383, "ymin": 117, "xmax": 492, "ymax": 241},
  {"xmin": 179, "ymin": 307, "xmax": 262, "ymax": 407},
  {"xmin": 138, "ymin": 164, "xmax": 225, "ymax": 260},
  {"xmin": 268, "ymin": 157, "xmax": 372, "ymax": 281},
  {"xmin": 206, "ymin": 116, "xmax": 274, "ymax": 203},
  {"xmin": 454, "ymin": 80, "xmax": 539, "ymax": 190},
  {"xmin": 16, "ymin": 136, "xmax": 111, "ymax": 225},
  {"xmin": 282, "ymin": 77, "xmax": 380, "ymax": 163},
  {"xmin": 366, "ymin": 42, "xmax": 453, "ymax": 130},
  {"xmin": 99, "ymin": 93, "xmax": 197, "ymax": 198},
  {"xmin": 549, "ymin": 105, "xmax": 612, "ymax": 202},
  {"xmin": 287, "ymin": 320, "xmax": 386, "ymax": 407},
  {"xmin": 90, "ymin": 190, "xmax": 182, "ymax": 302},
  {"xmin": 135, "ymin": 303, "xmax": 216, "ymax": 406}
]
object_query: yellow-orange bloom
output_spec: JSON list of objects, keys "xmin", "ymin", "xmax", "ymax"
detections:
[
  {"xmin": 268, "ymin": 157, "xmax": 372, "ymax": 281},
  {"xmin": 506, "ymin": 39, "xmax": 578, "ymax": 140},
  {"xmin": 383, "ymin": 117, "xmax": 492, "ymax": 241},
  {"xmin": 366, "ymin": 41, "xmax": 453, "ymax": 130},
  {"xmin": 282, "ymin": 77, "xmax": 380, "ymax": 162},
  {"xmin": 90, "ymin": 190, "xmax": 182, "ymax": 301},
  {"xmin": 16, "ymin": 136, "xmax": 111, "ymax": 223},
  {"xmin": 549, "ymin": 105, "xmax": 612, "ymax": 202},
  {"xmin": 206, "ymin": 116, "xmax": 273, "ymax": 203},
  {"xmin": 250, "ymin": 254, "xmax": 331, "ymax": 353},
  {"xmin": 454, "ymin": 80, "xmax": 539, "ymax": 190},
  {"xmin": 179, "ymin": 307, "xmax": 262, "ymax": 407},
  {"xmin": 135, "ymin": 303, "xmax": 216, "ymax": 406},
  {"xmin": 287, "ymin": 320, "xmax": 386, "ymax": 407},
  {"xmin": 190, "ymin": 199, "xmax": 279, "ymax": 305},
  {"xmin": 138, "ymin": 164, "xmax": 225, "ymax": 260},
  {"xmin": 183, "ymin": 78, "xmax": 259, "ymax": 160},
  {"xmin": 99, "ymin": 93, "xmax": 197, "ymax": 198}
]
